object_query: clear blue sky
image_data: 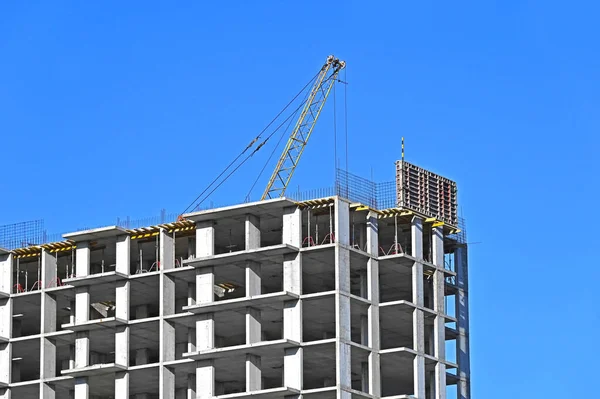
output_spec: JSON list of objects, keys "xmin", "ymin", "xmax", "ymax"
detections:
[{"xmin": 1, "ymin": 1, "xmax": 598, "ymax": 396}]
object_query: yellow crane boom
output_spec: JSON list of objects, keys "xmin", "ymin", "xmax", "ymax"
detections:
[{"xmin": 261, "ymin": 55, "xmax": 346, "ymax": 200}]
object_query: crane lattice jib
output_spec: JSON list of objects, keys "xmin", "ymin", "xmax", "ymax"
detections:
[{"xmin": 261, "ymin": 55, "xmax": 346, "ymax": 200}]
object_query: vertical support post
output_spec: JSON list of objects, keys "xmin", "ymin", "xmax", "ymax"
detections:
[
  {"xmin": 195, "ymin": 221, "xmax": 214, "ymax": 257},
  {"xmin": 74, "ymin": 286, "xmax": 90, "ymax": 373},
  {"xmin": 282, "ymin": 206, "xmax": 302, "ymax": 248},
  {"xmin": 196, "ymin": 360, "xmax": 214, "ymax": 399},
  {"xmin": 115, "ymin": 371, "xmax": 129, "ymax": 399},
  {"xmin": 0, "ymin": 251, "xmax": 11, "ymax": 395},
  {"xmin": 455, "ymin": 245, "xmax": 471, "ymax": 399},
  {"xmin": 41, "ymin": 249, "xmax": 57, "ymax": 289},
  {"xmin": 160, "ymin": 229, "xmax": 174, "ymax": 270},
  {"xmin": 75, "ymin": 242, "xmax": 90, "ymax": 278},
  {"xmin": 0, "ymin": 251, "xmax": 12, "ymax": 296},
  {"xmin": 74, "ymin": 376, "xmax": 89, "ymax": 399},
  {"xmin": 366, "ymin": 211, "xmax": 380, "ymax": 397},
  {"xmin": 245, "ymin": 214, "xmax": 261, "ymax": 250},
  {"xmin": 160, "ymin": 262, "xmax": 176, "ymax": 399},
  {"xmin": 334, "ymin": 198, "xmax": 351, "ymax": 399},
  {"xmin": 432, "ymin": 226, "xmax": 446, "ymax": 399},
  {"xmin": 411, "ymin": 217, "xmax": 426, "ymax": 399},
  {"xmin": 116, "ymin": 235, "xmax": 131, "ymax": 275}
]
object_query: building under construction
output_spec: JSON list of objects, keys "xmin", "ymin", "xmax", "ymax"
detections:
[{"xmin": 0, "ymin": 56, "xmax": 471, "ymax": 399}]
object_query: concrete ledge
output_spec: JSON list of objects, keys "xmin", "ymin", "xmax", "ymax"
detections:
[
  {"xmin": 0, "ymin": 291, "xmax": 9, "ymax": 298},
  {"xmin": 63, "ymin": 226, "xmax": 127, "ymax": 241},
  {"xmin": 61, "ymin": 316, "xmax": 127, "ymax": 332},
  {"xmin": 64, "ymin": 271, "xmax": 128, "ymax": 287},
  {"xmin": 218, "ymin": 387, "xmax": 300, "ymax": 399},
  {"xmin": 7, "ymin": 379, "xmax": 40, "ymax": 388},
  {"xmin": 183, "ymin": 291, "xmax": 299, "ymax": 314},
  {"xmin": 0, "ymin": 381, "xmax": 7, "ymax": 388},
  {"xmin": 301, "ymin": 386, "xmax": 337, "ymax": 396},
  {"xmin": 183, "ymin": 339, "xmax": 300, "ymax": 360},
  {"xmin": 184, "ymin": 244, "xmax": 299, "ymax": 268},
  {"xmin": 61, "ymin": 362, "xmax": 126, "ymax": 377},
  {"xmin": 0, "ymin": 335, "xmax": 8, "ymax": 343},
  {"xmin": 446, "ymin": 372, "xmax": 459, "ymax": 385},
  {"xmin": 379, "ymin": 300, "xmax": 457, "ymax": 322}
]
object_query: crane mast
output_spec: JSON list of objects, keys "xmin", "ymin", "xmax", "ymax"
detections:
[{"xmin": 261, "ymin": 55, "xmax": 346, "ymax": 200}]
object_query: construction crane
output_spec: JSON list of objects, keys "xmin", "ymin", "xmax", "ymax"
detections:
[{"xmin": 261, "ymin": 55, "xmax": 345, "ymax": 200}]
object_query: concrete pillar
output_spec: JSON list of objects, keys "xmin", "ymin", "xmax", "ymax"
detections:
[
  {"xmin": 455, "ymin": 245, "xmax": 471, "ymax": 399},
  {"xmin": 115, "ymin": 371, "xmax": 129, "ymax": 399},
  {"xmin": 41, "ymin": 293, "xmax": 57, "ymax": 333},
  {"xmin": 0, "ymin": 343, "xmax": 11, "ymax": 386},
  {"xmin": 41, "ymin": 249, "xmax": 57, "ymax": 289},
  {"xmin": 0, "ymin": 298, "xmax": 11, "ymax": 341},
  {"xmin": 75, "ymin": 242, "xmax": 90, "ymax": 278},
  {"xmin": 195, "ymin": 221, "xmax": 214, "ymax": 257},
  {"xmin": 282, "ymin": 206, "xmax": 301, "ymax": 247},
  {"xmin": 432, "ymin": 226, "xmax": 446, "ymax": 399},
  {"xmin": 162, "ymin": 275, "xmax": 176, "ymax": 316},
  {"xmin": 160, "ymin": 229, "xmax": 174, "ymax": 270},
  {"xmin": 187, "ymin": 374, "xmax": 196, "ymax": 399},
  {"xmin": 0, "ymin": 388, "xmax": 9, "ymax": 399},
  {"xmin": 196, "ymin": 314, "xmax": 214, "ymax": 351},
  {"xmin": 196, "ymin": 268, "xmax": 214, "ymax": 305},
  {"xmin": 366, "ymin": 211, "xmax": 380, "ymax": 397},
  {"xmin": 246, "ymin": 354, "xmax": 261, "ymax": 391},
  {"xmin": 187, "ymin": 283, "xmax": 195, "ymax": 307},
  {"xmin": 116, "ymin": 235, "xmax": 130, "ymax": 275},
  {"xmin": 135, "ymin": 348, "xmax": 149, "ymax": 365},
  {"xmin": 187, "ymin": 328, "xmax": 196, "ymax": 354},
  {"xmin": 411, "ymin": 217, "xmax": 426, "ymax": 399},
  {"xmin": 41, "ymin": 382, "xmax": 55, "ymax": 399},
  {"xmin": 283, "ymin": 250, "xmax": 303, "ymax": 390},
  {"xmin": 74, "ymin": 284, "xmax": 90, "ymax": 370},
  {"xmin": 245, "ymin": 261, "xmax": 261, "ymax": 297},
  {"xmin": 41, "ymin": 338, "xmax": 56, "ymax": 381},
  {"xmin": 116, "ymin": 280, "xmax": 129, "ymax": 321},
  {"xmin": 161, "ymin": 366, "xmax": 175, "ymax": 399},
  {"xmin": 245, "ymin": 214, "xmax": 261, "ymax": 250},
  {"xmin": 196, "ymin": 360, "xmax": 215, "ymax": 399},
  {"xmin": 74, "ymin": 376, "xmax": 89, "ymax": 399},
  {"xmin": 335, "ymin": 199, "xmax": 352, "ymax": 396},
  {"xmin": 0, "ymin": 252, "xmax": 11, "ymax": 297},
  {"xmin": 115, "ymin": 325, "xmax": 129, "ymax": 367}
]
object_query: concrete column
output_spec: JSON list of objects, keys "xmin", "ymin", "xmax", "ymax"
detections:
[
  {"xmin": 432, "ymin": 226, "xmax": 446, "ymax": 399},
  {"xmin": 411, "ymin": 217, "xmax": 426, "ymax": 399},
  {"xmin": 455, "ymin": 245, "xmax": 471, "ymax": 399},
  {"xmin": 162, "ymin": 321, "xmax": 176, "ymax": 362},
  {"xmin": 196, "ymin": 268, "xmax": 214, "ymax": 305},
  {"xmin": 187, "ymin": 374, "xmax": 196, "ymax": 399},
  {"xmin": 74, "ymin": 376, "xmax": 89, "ymax": 399},
  {"xmin": 196, "ymin": 314, "xmax": 215, "ymax": 351},
  {"xmin": 283, "ymin": 250, "xmax": 302, "ymax": 390},
  {"xmin": 282, "ymin": 206, "xmax": 301, "ymax": 247},
  {"xmin": 116, "ymin": 235, "xmax": 130, "ymax": 275},
  {"xmin": 116, "ymin": 280, "xmax": 130, "ymax": 321},
  {"xmin": 75, "ymin": 242, "xmax": 90, "ymax": 278},
  {"xmin": 162, "ymin": 275, "xmax": 176, "ymax": 316},
  {"xmin": 41, "ymin": 293, "xmax": 57, "ymax": 333},
  {"xmin": 75, "ymin": 287, "xmax": 90, "ymax": 324},
  {"xmin": 75, "ymin": 331, "xmax": 89, "ymax": 369},
  {"xmin": 41, "ymin": 383, "xmax": 55, "ymax": 399},
  {"xmin": 187, "ymin": 328, "xmax": 196, "ymax": 354},
  {"xmin": 0, "ymin": 299, "xmax": 12, "ymax": 341},
  {"xmin": 0, "ymin": 252, "xmax": 11, "ymax": 297},
  {"xmin": 246, "ymin": 307, "xmax": 261, "ymax": 344},
  {"xmin": 187, "ymin": 283, "xmax": 195, "ymax": 307},
  {"xmin": 115, "ymin": 325, "xmax": 129, "ymax": 367},
  {"xmin": 115, "ymin": 371, "xmax": 129, "ymax": 399},
  {"xmin": 245, "ymin": 214, "xmax": 261, "ymax": 250},
  {"xmin": 245, "ymin": 261, "xmax": 261, "ymax": 297},
  {"xmin": 161, "ymin": 366, "xmax": 175, "ymax": 399},
  {"xmin": 160, "ymin": 229, "xmax": 174, "ymax": 270},
  {"xmin": 335, "ymin": 199, "xmax": 352, "ymax": 396},
  {"xmin": 366, "ymin": 212, "xmax": 380, "ymax": 397},
  {"xmin": 41, "ymin": 249, "xmax": 57, "ymax": 289},
  {"xmin": 0, "ymin": 343, "xmax": 11, "ymax": 386},
  {"xmin": 196, "ymin": 360, "xmax": 215, "ymax": 399},
  {"xmin": 41, "ymin": 338, "xmax": 56, "ymax": 381},
  {"xmin": 195, "ymin": 221, "xmax": 214, "ymax": 257},
  {"xmin": 246, "ymin": 354, "xmax": 261, "ymax": 391}
]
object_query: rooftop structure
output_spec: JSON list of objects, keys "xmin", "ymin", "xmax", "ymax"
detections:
[{"xmin": 0, "ymin": 163, "xmax": 471, "ymax": 398}]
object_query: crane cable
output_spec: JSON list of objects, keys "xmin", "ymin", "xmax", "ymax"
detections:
[
  {"xmin": 189, "ymin": 98, "xmax": 312, "ymax": 211},
  {"xmin": 245, "ymin": 74, "xmax": 315, "ymax": 201},
  {"xmin": 179, "ymin": 71, "xmax": 321, "ymax": 217}
]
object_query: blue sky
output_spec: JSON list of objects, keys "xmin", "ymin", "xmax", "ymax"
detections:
[{"xmin": 1, "ymin": 1, "xmax": 598, "ymax": 396}]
